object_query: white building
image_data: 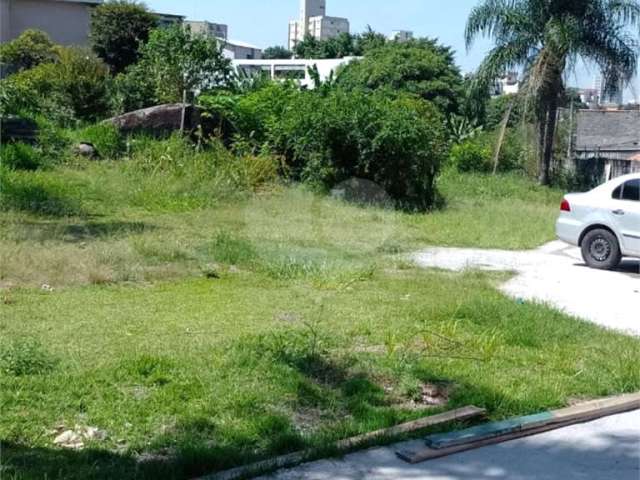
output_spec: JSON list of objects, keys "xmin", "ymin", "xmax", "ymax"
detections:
[
  {"xmin": 288, "ymin": 0, "xmax": 349, "ymax": 51},
  {"xmin": 220, "ymin": 38, "xmax": 262, "ymax": 60},
  {"xmin": 185, "ymin": 20, "xmax": 228, "ymax": 40},
  {"xmin": 389, "ymin": 30, "xmax": 413, "ymax": 42},
  {"xmin": 492, "ymin": 72, "xmax": 520, "ymax": 96},
  {"xmin": 233, "ymin": 57, "xmax": 358, "ymax": 88}
]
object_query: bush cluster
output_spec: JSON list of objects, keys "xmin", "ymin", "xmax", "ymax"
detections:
[
  {"xmin": 449, "ymin": 130, "xmax": 526, "ymax": 174},
  {"xmin": 201, "ymin": 84, "xmax": 448, "ymax": 210}
]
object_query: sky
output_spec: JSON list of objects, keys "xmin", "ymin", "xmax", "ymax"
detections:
[{"xmin": 145, "ymin": 0, "xmax": 639, "ymax": 101}]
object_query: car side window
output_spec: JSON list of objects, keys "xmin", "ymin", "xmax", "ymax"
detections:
[
  {"xmin": 621, "ymin": 179, "xmax": 640, "ymax": 201},
  {"xmin": 612, "ymin": 185, "xmax": 623, "ymax": 199}
]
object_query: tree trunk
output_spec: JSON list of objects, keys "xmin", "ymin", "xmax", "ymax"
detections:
[
  {"xmin": 493, "ymin": 101, "xmax": 514, "ymax": 175},
  {"xmin": 539, "ymin": 95, "xmax": 558, "ymax": 185},
  {"xmin": 538, "ymin": 108, "xmax": 548, "ymax": 184}
]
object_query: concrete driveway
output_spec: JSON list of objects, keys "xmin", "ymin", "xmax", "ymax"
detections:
[
  {"xmin": 413, "ymin": 241, "xmax": 640, "ymax": 336},
  {"xmin": 256, "ymin": 241, "xmax": 640, "ymax": 480}
]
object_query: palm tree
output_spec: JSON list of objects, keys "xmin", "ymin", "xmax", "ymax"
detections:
[{"xmin": 466, "ymin": 0, "xmax": 640, "ymax": 184}]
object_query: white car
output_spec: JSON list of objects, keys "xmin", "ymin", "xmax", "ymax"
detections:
[{"xmin": 556, "ymin": 173, "xmax": 640, "ymax": 270}]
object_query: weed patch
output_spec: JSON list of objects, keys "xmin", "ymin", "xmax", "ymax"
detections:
[{"xmin": 0, "ymin": 338, "xmax": 56, "ymax": 376}]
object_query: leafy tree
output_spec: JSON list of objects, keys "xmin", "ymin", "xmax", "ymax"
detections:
[
  {"xmin": 119, "ymin": 25, "xmax": 232, "ymax": 107},
  {"xmin": 262, "ymin": 46, "xmax": 293, "ymax": 59},
  {"xmin": 293, "ymin": 29, "xmax": 387, "ymax": 59},
  {"xmin": 0, "ymin": 29, "xmax": 57, "ymax": 72},
  {"xmin": 466, "ymin": 0, "xmax": 640, "ymax": 184},
  {"xmin": 336, "ymin": 39, "xmax": 463, "ymax": 116},
  {"xmin": 90, "ymin": 0, "xmax": 157, "ymax": 73}
]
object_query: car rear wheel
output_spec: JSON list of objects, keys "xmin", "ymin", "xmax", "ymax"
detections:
[{"xmin": 581, "ymin": 229, "xmax": 622, "ymax": 270}]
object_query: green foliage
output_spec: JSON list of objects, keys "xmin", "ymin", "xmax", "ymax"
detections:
[
  {"xmin": 268, "ymin": 88, "xmax": 448, "ymax": 209},
  {"xmin": 450, "ymin": 136, "xmax": 493, "ymax": 173},
  {"xmin": 450, "ymin": 129, "xmax": 526, "ymax": 174},
  {"xmin": 198, "ymin": 83, "xmax": 298, "ymax": 145},
  {"xmin": 484, "ymin": 94, "xmax": 533, "ymax": 130},
  {"xmin": 109, "ymin": 66, "xmax": 156, "ymax": 114},
  {"xmin": 293, "ymin": 29, "xmax": 387, "ymax": 59},
  {"xmin": 200, "ymin": 83, "xmax": 449, "ymax": 209},
  {"xmin": 336, "ymin": 39, "xmax": 463, "ymax": 116},
  {"xmin": 90, "ymin": 0, "xmax": 157, "ymax": 74},
  {"xmin": 0, "ymin": 338, "xmax": 56, "ymax": 376},
  {"xmin": 2, "ymin": 47, "xmax": 110, "ymax": 123},
  {"xmin": 73, "ymin": 123, "xmax": 126, "ymax": 158},
  {"xmin": 0, "ymin": 117, "xmax": 69, "ymax": 171},
  {"xmin": 0, "ymin": 142, "xmax": 42, "ymax": 170},
  {"xmin": 116, "ymin": 25, "xmax": 232, "ymax": 109},
  {"xmin": 0, "ymin": 29, "xmax": 57, "ymax": 72},
  {"xmin": 262, "ymin": 46, "xmax": 293, "ymax": 59}
]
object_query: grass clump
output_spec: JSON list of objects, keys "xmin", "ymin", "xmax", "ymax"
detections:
[
  {"xmin": 0, "ymin": 338, "xmax": 56, "ymax": 376},
  {"xmin": 0, "ymin": 142, "xmax": 43, "ymax": 171},
  {"xmin": 72, "ymin": 123, "xmax": 125, "ymax": 159}
]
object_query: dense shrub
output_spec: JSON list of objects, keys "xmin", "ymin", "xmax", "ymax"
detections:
[
  {"xmin": 2, "ymin": 47, "xmax": 110, "ymax": 123},
  {"xmin": 336, "ymin": 40, "xmax": 463, "ymax": 116},
  {"xmin": 0, "ymin": 29, "xmax": 57, "ymax": 73},
  {"xmin": 0, "ymin": 117, "xmax": 69, "ymax": 170},
  {"xmin": 200, "ymin": 84, "xmax": 449, "ymax": 209},
  {"xmin": 272, "ymin": 88, "xmax": 447, "ymax": 209},
  {"xmin": 90, "ymin": 0, "xmax": 157, "ymax": 73},
  {"xmin": 199, "ymin": 83, "xmax": 298, "ymax": 146},
  {"xmin": 450, "ymin": 136, "xmax": 493, "ymax": 173},
  {"xmin": 450, "ymin": 129, "xmax": 526, "ymax": 173}
]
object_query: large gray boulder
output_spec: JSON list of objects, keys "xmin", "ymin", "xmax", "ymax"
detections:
[{"xmin": 105, "ymin": 103, "xmax": 203, "ymax": 136}]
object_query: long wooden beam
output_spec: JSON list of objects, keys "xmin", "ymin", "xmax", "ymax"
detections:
[
  {"xmin": 199, "ymin": 405, "xmax": 486, "ymax": 480},
  {"xmin": 397, "ymin": 392, "xmax": 640, "ymax": 464}
]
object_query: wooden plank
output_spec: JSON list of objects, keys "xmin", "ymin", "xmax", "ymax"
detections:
[
  {"xmin": 425, "ymin": 412, "xmax": 554, "ymax": 449},
  {"xmin": 335, "ymin": 405, "xmax": 486, "ymax": 450},
  {"xmin": 199, "ymin": 406, "xmax": 486, "ymax": 480},
  {"xmin": 397, "ymin": 392, "xmax": 640, "ymax": 464}
]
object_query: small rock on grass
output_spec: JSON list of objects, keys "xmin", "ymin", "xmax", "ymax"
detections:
[{"xmin": 52, "ymin": 425, "xmax": 108, "ymax": 449}]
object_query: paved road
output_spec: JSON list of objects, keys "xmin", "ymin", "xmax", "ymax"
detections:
[
  {"xmin": 260, "ymin": 411, "xmax": 640, "ymax": 480},
  {"xmin": 257, "ymin": 241, "xmax": 640, "ymax": 480},
  {"xmin": 414, "ymin": 241, "xmax": 640, "ymax": 336}
]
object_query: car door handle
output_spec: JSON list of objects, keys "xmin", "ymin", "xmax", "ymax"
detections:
[{"xmin": 612, "ymin": 209, "xmax": 625, "ymax": 216}]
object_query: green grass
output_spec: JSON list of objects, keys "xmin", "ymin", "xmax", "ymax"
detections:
[
  {"xmin": 1, "ymin": 157, "xmax": 637, "ymax": 480},
  {"xmin": 0, "ymin": 166, "xmax": 561, "ymax": 288}
]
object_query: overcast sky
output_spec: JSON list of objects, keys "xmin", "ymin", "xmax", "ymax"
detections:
[{"xmin": 145, "ymin": 0, "xmax": 639, "ymax": 101}]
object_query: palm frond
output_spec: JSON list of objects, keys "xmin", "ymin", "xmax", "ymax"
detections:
[{"xmin": 465, "ymin": 0, "xmax": 518, "ymax": 49}]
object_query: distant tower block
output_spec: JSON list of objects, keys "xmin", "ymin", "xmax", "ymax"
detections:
[{"xmin": 288, "ymin": 0, "xmax": 349, "ymax": 51}]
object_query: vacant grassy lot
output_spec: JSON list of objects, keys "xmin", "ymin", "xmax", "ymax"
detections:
[{"xmin": 1, "ymin": 159, "xmax": 638, "ymax": 480}]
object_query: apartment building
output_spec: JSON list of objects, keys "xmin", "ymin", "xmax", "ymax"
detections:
[
  {"xmin": 288, "ymin": 0, "xmax": 349, "ymax": 51},
  {"xmin": 185, "ymin": 20, "xmax": 228, "ymax": 40},
  {"xmin": 0, "ymin": 0, "xmax": 102, "ymax": 46},
  {"xmin": 0, "ymin": 0, "xmax": 183, "ymax": 47},
  {"xmin": 389, "ymin": 30, "xmax": 414, "ymax": 42}
]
